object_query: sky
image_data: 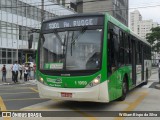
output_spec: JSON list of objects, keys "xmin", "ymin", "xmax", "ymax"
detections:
[{"xmin": 129, "ymin": 0, "xmax": 160, "ymax": 24}]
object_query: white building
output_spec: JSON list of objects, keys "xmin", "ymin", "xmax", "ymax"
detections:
[
  {"xmin": 129, "ymin": 10, "xmax": 158, "ymax": 39},
  {"xmin": 138, "ymin": 20, "xmax": 158, "ymax": 39},
  {"xmin": 0, "ymin": 0, "xmax": 75, "ymax": 78},
  {"xmin": 130, "ymin": 10, "xmax": 142, "ymax": 34},
  {"xmin": 0, "ymin": 0, "xmax": 75, "ymax": 66}
]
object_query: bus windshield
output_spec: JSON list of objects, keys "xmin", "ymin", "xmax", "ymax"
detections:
[{"xmin": 39, "ymin": 28, "xmax": 102, "ymax": 71}]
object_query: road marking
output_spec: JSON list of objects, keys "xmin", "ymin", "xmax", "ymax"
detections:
[
  {"xmin": 52, "ymin": 99, "xmax": 62, "ymax": 102},
  {"xmin": 114, "ymin": 92, "xmax": 148, "ymax": 120},
  {"xmin": 0, "ymin": 82, "xmax": 37, "ymax": 86},
  {"xmin": 0, "ymin": 92, "xmax": 37, "ymax": 95},
  {"xmin": 125, "ymin": 92, "xmax": 148, "ymax": 111},
  {"xmin": 131, "ymin": 91, "xmax": 148, "ymax": 95},
  {"xmin": 114, "ymin": 101, "xmax": 131, "ymax": 105},
  {"xmin": 0, "ymin": 96, "xmax": 11, "ymax": 120},
  {"xmin": 29, "ymin": 87, "xmax": 39, "ymax": 92},
  {"xmin": 0, "ymin": 87, "xmax": 37, "ymax": 90},
  {"xmin": 23, "ymin": 107, "xmax": 97, "ymax": 120},
  {"xmin": 3, "ymin": 98, "xmax": 49, "ymax": 101},
  {"xmin": 69, "ymin": 107, "xmax": 97, "ymax": 120}
]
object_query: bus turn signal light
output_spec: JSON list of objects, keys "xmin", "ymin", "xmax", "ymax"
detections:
[{"xmin": 86, "ymin": 75, "xmax": 101, "ymax": 88}]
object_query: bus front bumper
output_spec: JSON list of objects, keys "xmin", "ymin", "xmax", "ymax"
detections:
[{"xmin": 37, "ymin": 81, "xmax": 109, "ymax": 103}]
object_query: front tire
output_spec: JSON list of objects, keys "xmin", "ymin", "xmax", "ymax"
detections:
[{"xmin": 119, "ymin": 78, "xmax": 127, "ymax": 101}]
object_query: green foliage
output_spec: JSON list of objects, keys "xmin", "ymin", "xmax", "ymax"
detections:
[{"xmin": 146, "ymin": 27, "xmax": 160, "ymax": 52}]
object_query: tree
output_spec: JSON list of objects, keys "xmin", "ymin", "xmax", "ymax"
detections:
[{"xmin": 146, "ymin": 27, "xmax": 160, "ymax": 52}]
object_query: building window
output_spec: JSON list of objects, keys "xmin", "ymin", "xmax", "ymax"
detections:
[{"xmin": 0, "ymin": 48, "xmax": 17, "ymax": 64}]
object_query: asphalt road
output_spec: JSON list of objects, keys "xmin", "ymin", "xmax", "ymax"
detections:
[
  {"xmin": 0, "ymin": 83, "xmax": 50, "ymax": 110},
  {"xmin": 0, "ymin": 69, "xmax": 160, "ymax": 120}
]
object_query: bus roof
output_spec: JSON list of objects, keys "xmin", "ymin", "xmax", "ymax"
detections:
[
  {"xmin": 106, "ymin": 13, "xmax": 151, "ymax": 46},
  {"xmin": 130, "ymin": 31, "xmax": 150, "ymax": 46}
]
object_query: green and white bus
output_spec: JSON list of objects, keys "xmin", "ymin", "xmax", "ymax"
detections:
[{"xmin": 36, "ymin": 13, "xmax": 151, "ymax": 102}]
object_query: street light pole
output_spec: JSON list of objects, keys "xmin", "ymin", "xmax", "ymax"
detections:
[
  {"xmin": 17, "ymin": 39, "xmax": 18, "ymax": 62},
  {"xmin": 41, "ymin": 0, "xmax": 44, "ymax": 23}
]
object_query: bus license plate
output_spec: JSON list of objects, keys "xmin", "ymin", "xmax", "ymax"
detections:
[{"xmin": 61, "ymin": 92, "xmax": 72, "ymax": 98}]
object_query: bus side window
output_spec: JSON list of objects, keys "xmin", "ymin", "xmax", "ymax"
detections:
[
  {"xmin": 136, "ymin": 41, "xmax": 141, "ymax": 65},
  {"xmin": 108, "ymin": 23, "xmax": 119, "ymax": 75},
  {"xmin": 119, "ymin": 30, "xmax": 124, "ymax": 65},
  {"xmin": 128, "ymin": 36, "xmax": 132, "ymax": 64}
]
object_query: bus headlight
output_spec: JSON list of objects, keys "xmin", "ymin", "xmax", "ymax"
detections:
[
  {"xmin": 86, "ymin": 75, "xmax": 101, "ymax": 88},
  {"xmin": 39, "ymin": 77, "xmax": 47, "ymax": 85},
  {"xmin": 39, "ymin": 77, "xmax": 44, "ymax": 83}
]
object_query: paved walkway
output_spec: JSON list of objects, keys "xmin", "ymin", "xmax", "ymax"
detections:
[{"xmin": 0, "ymin": 78, "xmax": 37, "ymax": 86}]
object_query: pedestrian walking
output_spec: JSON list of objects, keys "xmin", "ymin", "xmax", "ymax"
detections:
[
  {"xmin": 1, "ymin": 65, "xmax": 7, "ymax": 82},
  {"xmin": 27, "ymin": 65, "xmax": 31, "ymax": 80},
  {"xmin": 11, "ymin": 64, "xmax": 14, "ymax": 81},
  {"xmin": 24, "ymin": 64, "xmax": 28, "ymax": 81},
  {"xmin": 13, "ymin": 61, "xmax": 19, "ymax": 83},
  {"xmin": 33, "ymin": 63, "xmax": 36, "ymax": 79},
  {"xmin": 19, "ymin": 63, "xmax": 23, "ymax": 80}
]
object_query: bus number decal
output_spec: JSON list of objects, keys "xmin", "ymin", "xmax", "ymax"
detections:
[
  {"xmin": 76, "ymin": 81, "xmax": 87, "ymax": 86},
  {"xmin": 48, "ymin": 23, "xmax": 59, "ymax": 29}
]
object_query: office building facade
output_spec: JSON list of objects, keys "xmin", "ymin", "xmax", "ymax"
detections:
[
  {"xmin": 69, "ymin": 0, "xmax": 129, "ymax": 26},
  {"xmin": 0, "ymin": 0, "xmax": 74, "ymax": 66}
]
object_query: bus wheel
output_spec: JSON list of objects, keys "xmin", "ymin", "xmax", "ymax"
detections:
[
  {"xmin": 119, "ymin": 78, "xmax": 127, "ymax": 101},
  {"xmin": 144, "ymin": 70, "xmax": 148, "ymax": 85}
]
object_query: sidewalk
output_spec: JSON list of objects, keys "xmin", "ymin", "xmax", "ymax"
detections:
[
  {"xmin": 155, "ymin": 84, "xmax": 160, "ymax": 89},
  {"xmin": 152, "ymin": 67, "xmax": 160, "ymax": 89},
  {"xmin": 0, "ymin": 70, "xmax": 36, "ymax": 85},
  {"xmin": 0, "ymin": 78, "xmax": 37, "ymax": 85}
]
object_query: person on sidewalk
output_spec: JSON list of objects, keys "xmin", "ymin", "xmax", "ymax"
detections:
[
  {"xmin": 27, "ymin": 65, "xmax": 31, "ymax": 80},
  {"xmin": 13, "ymin": 61, "xmax": 19, "ymax": 83},
  {"xmin": 33, "ymin": 63, "xmax": 36, "ymax": 79},
  {"xmin": 24, "ymin": 64, "xmax": 29, "ymax": 81},
  {"xmin": 11, "ymin": 64, "xmax": 14, "ymax": 82},
  {"xmin": 1, "ymin": 65, "xmax": 7, "ymax": 82},
  {"xmin": 19, "ymin": 63, "xmax": 23, "ymax": 80}
]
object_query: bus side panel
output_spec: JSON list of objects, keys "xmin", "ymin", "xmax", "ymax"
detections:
[
  {"xmin": 108, "ymin": 66, "xmax": 132, "ymax": 101},
  {"xmin": 116, "ymin": 66, "xmax": 132, "ymax": 98},
  {"xmin": 108, "ymin": 70, "xmax": 121, "ymax": 101}
]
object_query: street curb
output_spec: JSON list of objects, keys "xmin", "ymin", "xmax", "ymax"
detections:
[{"xmin": 155, "ymin": 84, "xmax": 160, "ymax": 90}]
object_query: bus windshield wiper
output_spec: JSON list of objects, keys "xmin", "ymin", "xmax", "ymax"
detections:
[
  {"xmin": 71, "ymin": 26, "xmax": 88, "ymax": 45},
  {"xmin": 53, "ymin": 29, "xmax": 64, "ymax": 46},
  {"xmin": 70, "ymin": 26, "xmax": 88, "ymax": 56}
]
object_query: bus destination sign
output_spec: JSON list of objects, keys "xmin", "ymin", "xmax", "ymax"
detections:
[{"xmin": 42, "ymin": 16, "xmax": 103, "ymax": 31}]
